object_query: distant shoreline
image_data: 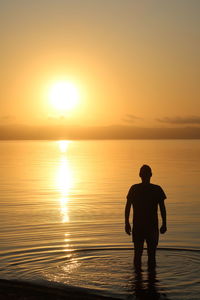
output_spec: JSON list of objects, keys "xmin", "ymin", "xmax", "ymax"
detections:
[
  {"xmin": 0, "ymin": 138, "xmax": 200, "ymax": 141},
  {"xmin": 1, "ymin": 125, "xmax": 200, "ymax": 140}
]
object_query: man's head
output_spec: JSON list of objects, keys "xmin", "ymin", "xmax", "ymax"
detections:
[{"xmin": 139, "ymin": 165, "xmax": 152, "ymax": 181}]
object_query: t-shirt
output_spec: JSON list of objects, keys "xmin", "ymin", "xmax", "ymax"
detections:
[{"xmin": 127, "ymin": 183, "xmax": 166, "ymax": 231}]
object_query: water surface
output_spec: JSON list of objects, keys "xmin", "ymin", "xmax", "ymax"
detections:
[{"xmin": 0, "ymin": 140, "xmax": 200, "ymax": 299}]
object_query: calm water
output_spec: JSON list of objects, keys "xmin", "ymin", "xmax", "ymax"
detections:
[{"xmin": 0, "ymin": 140, "xmax": 200, "ymax": 299}]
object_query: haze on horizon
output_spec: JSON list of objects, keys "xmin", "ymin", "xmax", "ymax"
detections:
[{"xmin": 1, "ymin": 0, "xmax": 200, "ymax": 139}]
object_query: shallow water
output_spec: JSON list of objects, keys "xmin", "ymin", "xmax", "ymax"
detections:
[
  {"xmin": 47, "ymin": 249, "xmax": 200, "ymax": 300},
  {"xmin": 0, "ymin": 140, "xmax": 200, "ymax": 299},
  {"xmin": 1, "ymin": 248, "xmax": 200, "ymax": 299}
]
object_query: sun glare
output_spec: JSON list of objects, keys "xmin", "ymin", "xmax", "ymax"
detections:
[
  {"xmin": 49, "ymin": 81, "xmax": 79, "ymax": 111},
  {"xmin": 58, "ymin": 140, "xmax": 71, "ymax": 153}
]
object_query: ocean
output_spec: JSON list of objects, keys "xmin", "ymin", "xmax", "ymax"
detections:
[{"xmin": 0, "ymin": 140, "xmax": 200, "ymax": 299}]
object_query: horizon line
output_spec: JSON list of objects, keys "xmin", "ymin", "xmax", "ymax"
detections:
[{"xmin": 0, "ymin": 137, "xmax": 200, "ymax": 141}]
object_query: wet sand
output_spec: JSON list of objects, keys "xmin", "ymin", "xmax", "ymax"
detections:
[{"xmin": 0, "ymin": 279, "xmax": 118, "ymax": 300}]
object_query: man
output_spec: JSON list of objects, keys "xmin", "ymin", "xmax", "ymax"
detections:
[{"xmin": 125, "ymin": 165, "xmax": 167, "ymax": 270}]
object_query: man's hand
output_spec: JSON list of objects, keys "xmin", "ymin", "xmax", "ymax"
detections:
[
  {"xmin": 125, "ymin": 222, "xmax": 131, "ymax": 235},
  {"xmin": 160, "ymin": 224, "xmax": 167, "ymax": 234}
]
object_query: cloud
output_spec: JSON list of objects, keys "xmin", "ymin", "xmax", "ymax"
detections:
[
  {"xmin": 156, "ymin": 116, "xmax": 200, "ymax": 125},
  {"xmin": 122, "ymin": 114, "xmax": 142, "ymax": 124}
]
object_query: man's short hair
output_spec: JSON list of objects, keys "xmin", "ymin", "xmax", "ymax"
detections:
[{"xmin": 139, "ymin": 165, "xmax": 152, "ymax": 177}]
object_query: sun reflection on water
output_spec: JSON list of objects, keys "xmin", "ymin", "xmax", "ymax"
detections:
[
  {"xmin": 59, "ymin": 197, "xmax": 69, "ymax": 223},
  {"xmin": 63, "ymin": 233, "xmax": 72, "ymax": 251},
  {"xmin": 56, "ymin": 141, "xmax": 74, "ymax": 223},
  {"xmin": 58, "ymin": 140, "xmax": 71, "ymax": 153}
]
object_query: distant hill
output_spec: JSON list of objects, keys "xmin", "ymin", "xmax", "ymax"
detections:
[{"xmin": 0, "ymin": 124, "xmax": 200, "ymax": 140}]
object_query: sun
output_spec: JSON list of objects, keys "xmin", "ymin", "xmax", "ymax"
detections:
[{"xmin": 49, "ymin": 81, "xmax": 79, "ymax": 111}]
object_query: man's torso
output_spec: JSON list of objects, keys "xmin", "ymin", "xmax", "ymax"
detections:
[{"xmin": 127, "ymin": 183, "xmax": 166, "ymax": 231}]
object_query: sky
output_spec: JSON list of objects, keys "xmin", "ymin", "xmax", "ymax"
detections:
[{"xmin": 1, "ymin": 0, "xmax": 200, "ymax": 138}]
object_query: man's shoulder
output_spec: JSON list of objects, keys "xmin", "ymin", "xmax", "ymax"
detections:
[
  {"xmin": 150, "ymin": 183, "xmax": 162, "ymax": 189},
  {"xmin": 150, "ymin": 184, "xmax": 166, "ymax": 199},
  {"xmin": 127, "ymin": 183, "xmax": 141, "ymax": 196},
  {"xmin": 127, "ymin": 184, "xmax": 141, "ymax": 200},
  {"xmin": 130, "ymin": 183, "xmax": 141, "ymax": 190}
]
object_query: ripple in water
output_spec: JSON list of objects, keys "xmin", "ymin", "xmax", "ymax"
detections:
[
  {"xmin": 43, "ymin": 249, "xmax": 200, "ymax": 300},
  {"xmin": 1, "ymin": 249, "xmax": 200, "ymax": 299}
]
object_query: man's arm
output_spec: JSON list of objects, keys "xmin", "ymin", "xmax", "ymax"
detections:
[
  {"xmin": 125, "ymin": 199, "xmax": 131, "ymax": 235},
  {"xmin": 159, "ymin": 199, "xmax": 167, "ymax": 234}
]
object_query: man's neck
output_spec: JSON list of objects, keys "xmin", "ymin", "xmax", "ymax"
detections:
[{"xmin": 141, "ymin": 179, "xmax": 151, "ymax": 184}]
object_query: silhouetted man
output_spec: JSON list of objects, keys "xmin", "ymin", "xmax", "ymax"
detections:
[{"xmin": 125, "ymin": 165, "xmax": 167, "ymax": 270}]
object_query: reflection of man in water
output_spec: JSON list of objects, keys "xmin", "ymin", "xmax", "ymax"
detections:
[{"xmin": 125, "ymin": 165, "xmax": 167, "ymax": 270}]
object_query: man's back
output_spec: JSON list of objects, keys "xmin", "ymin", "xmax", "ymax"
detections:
[{"xmin": 127, "ymin": 183, "xmax": 166, "ymax": 230}]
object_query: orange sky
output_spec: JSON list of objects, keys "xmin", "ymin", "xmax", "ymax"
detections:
[{"xmin": 1, "ymin": 1, "xmax": 200, "ymax": 133}]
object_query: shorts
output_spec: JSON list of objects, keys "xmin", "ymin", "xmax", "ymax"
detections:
[{"xmin": 132, "ymin": 228, "xmax": 159, "ymax": 246}]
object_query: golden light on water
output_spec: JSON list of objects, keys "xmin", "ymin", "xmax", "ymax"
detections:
[
  {"xmin": 56, "ymin": 157, "xmax": 73, "ymax": 196},
  {"xmin": 58, "ymin": 140, "xmax": 71, "ymax": 153},
  {"xmin": 60, "ymin": 197, "xmax": 69, "ymax": 223},
  {"xmin": 49, "ymin": 81, "xmax": 79, "ymax": 111},
  {"xmin": 63, "ymin": 233, "xmax": 72, "ymax": 252},
  {"xmin": 56, "ymin": 143, "xmax": 74, "ymax": 223}
]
